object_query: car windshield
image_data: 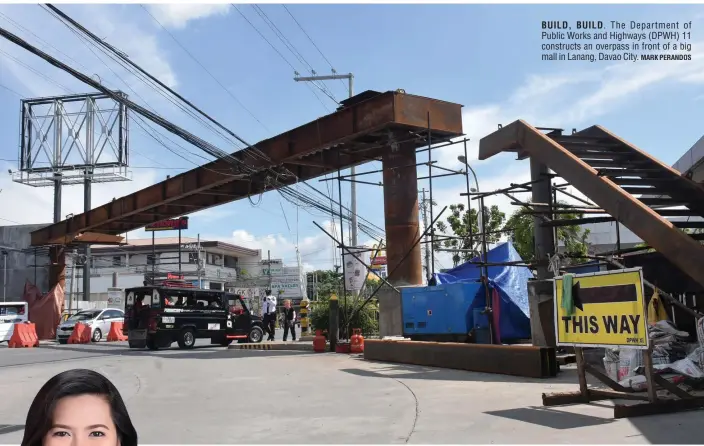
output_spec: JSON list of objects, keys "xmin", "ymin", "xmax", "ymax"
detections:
[{"xmin": 68, "ymin": 311, "xmax": 100, "ymax": 321}]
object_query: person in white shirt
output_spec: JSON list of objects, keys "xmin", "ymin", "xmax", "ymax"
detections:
[{"xmin": 261, "ymin": 290, "xmax": 277, "ymax": 341}]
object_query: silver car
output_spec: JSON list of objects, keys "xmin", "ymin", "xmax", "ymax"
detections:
[{"xmin": 56, "ymin": 308, "xmax": 125, "ymax": 344}]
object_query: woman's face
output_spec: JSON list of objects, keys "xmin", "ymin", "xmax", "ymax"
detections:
[{"xmin": 44, "ymin": 394, "xmax": 119, "ymax": 446}]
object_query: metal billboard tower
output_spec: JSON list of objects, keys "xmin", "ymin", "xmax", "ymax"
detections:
[{"xmin": 11, "ymin": 91, "xmax": 131, "ymax": 301}]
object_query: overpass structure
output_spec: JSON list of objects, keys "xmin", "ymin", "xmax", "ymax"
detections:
[
  {"xmin": 479, "ymin": 121, "xmax": 704, "ymax": 289},
  {"xmin": 31, "ymin": 90, "xmax": 464, "ymax": 291}
]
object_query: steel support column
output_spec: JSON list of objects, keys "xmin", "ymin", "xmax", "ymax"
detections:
[
  {"xmin": 530, "ymin": 158, "xmax": 555, "ymax": 280},
  {"xmin": 83, "ymin": 168, "xmax": 91, "ymax": 301},
  {"xmin": 382, "ymin": 141, "xmax": 423, "ymax": 286}
]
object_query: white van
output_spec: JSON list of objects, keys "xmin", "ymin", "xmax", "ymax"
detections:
[{"xmin": 0, "ymin": 302, "xmax": 29, "ymax": 343}]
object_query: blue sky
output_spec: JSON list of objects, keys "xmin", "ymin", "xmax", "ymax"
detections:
[{"xmin": 0, "ymin": 3, "xmax": 703, "ymax": 272}]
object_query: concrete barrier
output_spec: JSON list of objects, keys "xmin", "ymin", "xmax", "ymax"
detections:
[{"xmin": 364, "ymin": 339, "xmax": 558, "ymax": 379}]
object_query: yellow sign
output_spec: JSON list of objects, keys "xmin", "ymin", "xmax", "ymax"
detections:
[{"xmin": 553, "ymin": 268, "xmax": 648, "ymax": 349}]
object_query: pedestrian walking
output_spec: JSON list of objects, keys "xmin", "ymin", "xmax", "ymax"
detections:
[
  {"xmin": 261, "ymin": 289, "xmax": 277, "ymax": 341},
  {"xmin": 282, "ymin": 299, "xmax": 297, "ymax": 342}
]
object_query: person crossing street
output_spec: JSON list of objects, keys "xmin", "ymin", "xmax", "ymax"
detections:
[
  {"xmin": 282, "ymin": 299, "xmax": 297, "ymax": 342},
  {"xmin": 261, "ymin": 289, "xmax": 277, "ymax": 341}
]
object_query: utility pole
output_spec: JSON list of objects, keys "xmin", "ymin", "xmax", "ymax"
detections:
[
  {"xmin": 69, "ymin": 250, "xmax": 77, "ymax": 313},
  {"xmin": 267, "ymin": 250, "xmax": 272, "ymax": 288},
  {"xmin": 294, "ymin": 72, "xmax": 357, "ymax": 247},
  {"xmin": 2, "ymin": 250, "xmax": 7, "ymax": 302},
  {"xmin": 421, "ymin": 189, "xmax": 431, "ymax": 283},
  {"xmin": 197, "ymin": 234, "xmax": 202, "ymax": 288}
]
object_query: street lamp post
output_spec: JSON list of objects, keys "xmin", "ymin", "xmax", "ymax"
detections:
[
  {"xmin": 458, "ymin": 155, "xmax": 484, "ymax": 240},
  {"xmin": 457, "ymin": 157, "xmax": 494, "ymax": 345}
]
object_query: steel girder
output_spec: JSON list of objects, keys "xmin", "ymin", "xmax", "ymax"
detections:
[
  {"xmin": 31, "ymin": 91, "xmax": 463, "ymax": 246},
  {"xmin": 478, "ymin": 120, "xmax": 704, "ymax": 289}
]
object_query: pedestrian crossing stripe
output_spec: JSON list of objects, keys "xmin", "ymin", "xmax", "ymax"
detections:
[{"xmin": 235, "ymin": 344, "xmax": 272, "ymax": 350}]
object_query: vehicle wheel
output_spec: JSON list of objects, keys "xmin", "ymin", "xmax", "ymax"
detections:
[
  {"xmin": 92, "ymin": 329, "xmax": 102, "ymax": 343},
  {"xmin": 177, "ymin": 328, "xmax": 196, "ymax": 349},
  {"xmin": 248, "ymin": 326, "xmax": 264, "ymax": 343},
  {"xmin": 58, "ymin": 339, "xmax": 68, "ymax": 345},
  {"xmin": 146, "ymin": 337, "xmax": 159, "ymax": 350}
]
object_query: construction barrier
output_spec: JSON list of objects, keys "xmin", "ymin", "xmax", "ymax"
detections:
[
  {"xmin": 68, "ymin": 322, "xmax": 91, "ymax": 344},
  {"xmin": 106, "ymin": 321, "xmax": 127, "ymax": 342},
  {"xmin": 364, "ymin": 339, "xmax": 558, "ymax": 379},
  {"xmin": 8, "ymin": 322, "xmax": 39, "ymax": 348}
]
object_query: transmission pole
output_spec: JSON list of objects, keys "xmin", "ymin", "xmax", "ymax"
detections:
[
  {"xmin": 294, "ymin": 73, "xmax": 357, "ymax": 247},
  {"xmin": 421, "ymin": 189, "xmax": 431, "ymax": 283}
]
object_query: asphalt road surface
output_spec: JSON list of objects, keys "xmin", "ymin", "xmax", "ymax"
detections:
[{"xmin": 0, "ymin": 340, "xmax": 702, "ymax": 444}]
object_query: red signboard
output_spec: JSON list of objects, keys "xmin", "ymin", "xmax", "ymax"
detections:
[
  {"xmin": 145, "ymin": 216, "xmax": 189, "ymax": 232},
  {"xmin": 371, "ymin": 256, "xmax": 387, "ymax": 265},
  {"xmin": 167, "ymin": 273, "xmax": 184, "ymax": 280}
]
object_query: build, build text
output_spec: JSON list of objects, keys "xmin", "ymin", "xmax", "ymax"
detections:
[{"xmin": 540, "ymin": 19, "xmax": 693, "ymax": 63}]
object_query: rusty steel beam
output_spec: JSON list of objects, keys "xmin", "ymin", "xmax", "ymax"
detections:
[
  {"xmin": 478, "ymin": 120, "xmax": 704, "ymax": 289},
  {"xmin": 31, "ymin": 91, "xmax": 463, "ymax": 245}
]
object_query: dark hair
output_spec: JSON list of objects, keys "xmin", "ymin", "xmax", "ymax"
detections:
[{"xmin": 22, "ymin": 369, "xmax": 138, "ymax": 446}]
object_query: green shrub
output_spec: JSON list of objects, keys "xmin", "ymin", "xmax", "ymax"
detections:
[{"xmin": 310, "ymin": 298, "xmax": 378, "ymax": 338}]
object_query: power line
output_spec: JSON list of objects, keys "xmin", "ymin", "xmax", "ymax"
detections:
[
  {"xmin": 2, "ymin": 10, "xmax": 383, "ymax": 247},
  {"xmin": 0, "ymin": 48, "xmax": 72, "ymax": 93},
  {"xmin": 250, "ymin": 4, "xmax": 337, "ymax": 104},
  {"xmin": 0, "ymin": 157, "xmax": 188, "ymax": 170},
  {"xmin": 281, "ymin": 5, "xmax": 348, "ymax": 91},
  {"xmin": 139, "ymin": 5, "xmax": 271, "ymax": 135},
  {"xmin": 0, "ymin": 82, "xmax": 23, "ymax": 97},
  {"xmin": 39, "ymin": 8, "xmax": 239, "ymax": 174},
  {"xmin": 230, "ymin": 4, "xmax": 331, "ymax": 112},
  {"xmin": 43, "ymin": 5, "xmax": 250, "ymax": 155}
]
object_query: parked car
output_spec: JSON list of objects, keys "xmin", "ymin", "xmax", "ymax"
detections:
[
  {"xmin": 0, "ymin": 302, "xmax": 29, "ymax": 343},
  {"xmin": 56, "ymin": 308, "xmax": 125, "ymax": 344}
]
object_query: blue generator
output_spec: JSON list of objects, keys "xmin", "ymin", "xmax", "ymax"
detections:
[{"xmin": 401, "ymin": 282, "xmax": 484, "ymax": 342}]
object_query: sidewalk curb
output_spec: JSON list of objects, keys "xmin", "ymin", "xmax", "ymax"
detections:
[{"xmin": 229, "ymin": 342, "xmax": 315, "ymax": 351}]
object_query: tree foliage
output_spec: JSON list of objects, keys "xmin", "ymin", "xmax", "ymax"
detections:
[
  {"xmin": 434, "ymin": 203, "xmax": 506, "ymax": 266},
  {"xmin": 310, "ymin": 294, "xmax": 379, "ymax": 337},
  {"xmin": 503, "ymin": 203, "xmax": 591, "ymax": 262},
  {"xmin": 306, "ymin": 269, "xmax": 342, "ymax": 300}
]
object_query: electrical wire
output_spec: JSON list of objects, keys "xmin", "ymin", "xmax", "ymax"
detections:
[
  {"xmin": 230, "ymin": 4, "xmax": 331, "ymax": 112},
  {"xmin": 0, "ymin": 82, "xmax": 23, "ymax": 97},
  {"xmin": 5, "ymin": 10, "xmax": 385, "ymax": 248},
  {"xmin": 250, "ymin": 4, "xmax": 337, "ymax": 104},
  {"xmin": 281, "ymin": 5, "xmax": 348, "ymax": 92},
  {"xmin": 0, "ymin": 48, "xmax": 72, "ymax": 93},
  {"xmin": 43, "ymin": 5, "xmax": 251, "ymax": 155},
  {"xmin": 138, "ymin": 5, "xmax": 271, "ymax": 135}
]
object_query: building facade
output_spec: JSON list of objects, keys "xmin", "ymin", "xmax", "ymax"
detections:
[{"xmin": 71, "ymin": 237, "xmax": 262, "ymax": 301}]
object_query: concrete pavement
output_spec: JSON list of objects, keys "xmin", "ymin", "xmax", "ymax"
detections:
[{"xmin": 0, "ymin": 340, "xmax": 702, "ymax": 443}]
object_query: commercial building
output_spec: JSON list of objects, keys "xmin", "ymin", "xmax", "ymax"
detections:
[
  {"xmin": 62, "ymin": 236, "xmax": 307, "ymax": 314},
  {"xmin": 70, "ymin": 237, "xmax": 262, "ymax": 301}
]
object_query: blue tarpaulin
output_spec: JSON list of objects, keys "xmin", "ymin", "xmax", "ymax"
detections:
[{"xmin": 432, "ymin": 241, "xmax": 533, "ymax": 340}]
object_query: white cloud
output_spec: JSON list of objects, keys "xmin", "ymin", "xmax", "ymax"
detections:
[
  {"xmin": 202, "ymin": 220, "xmax": 345, "ymax": 271},
  {"xmin": 0, "ymin": 5, "xmax": 178, "ymax": 99},
  {"xmin": 0, "ymin": 162, "xmax": 159, "ymax": 226},
  {"xmin": 146, "ymin": 4, "xmax": 230, "ymax": 29},
  {"xmin": 435, "ymin": 40, "xmax": 704, "ymax": 171}
]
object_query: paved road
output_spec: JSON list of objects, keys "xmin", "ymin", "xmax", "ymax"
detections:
[{"xmin": 0, "ymin": 340, "xmax": 701, "ymax": 444}]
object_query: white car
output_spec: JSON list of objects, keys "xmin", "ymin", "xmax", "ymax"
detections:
[
  {"xmin": 56, "ymin": 308, "xmax": 125, "ymax": 344},
  {"xmin": 0, "ymin": 302, "xmax": 29, "ymax": 343}
]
